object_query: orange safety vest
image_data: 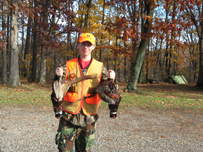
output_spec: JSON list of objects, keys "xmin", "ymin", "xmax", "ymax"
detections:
[{"xmin": 62, "ymin": 58, "xmax": 103, "ymax": 115}]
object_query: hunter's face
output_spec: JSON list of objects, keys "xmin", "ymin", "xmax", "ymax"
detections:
[{"xmin": 78, "ymin": 41, "xmax": 95, "ymax": 59}]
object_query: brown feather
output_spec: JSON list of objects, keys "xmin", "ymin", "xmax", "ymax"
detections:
[
  {"xmin": 53, "ymin": 74, "xmax": 96, "ymax": 102},
  {"xmin": 95, "ymin": 80, "xmax": 121, "ymax": 104}
]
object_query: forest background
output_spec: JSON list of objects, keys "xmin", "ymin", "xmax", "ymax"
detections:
[{"xmin": 1, "ymin": 0, "xmax": 203, "ymax": 90}]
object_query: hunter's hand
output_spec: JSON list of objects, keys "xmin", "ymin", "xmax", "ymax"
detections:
[
  {"xmin": 55, "ymin": 67, "xmax": 63, "ymax": 77},
  {"xmin": 55, "ymin": 108, "xmax": 62, "ymax": 119},
  {"xmin": 108, "ymin": 69, "xmax": 115, "ymax": 81}
]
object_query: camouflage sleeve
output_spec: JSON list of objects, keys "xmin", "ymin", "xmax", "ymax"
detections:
[
  {"xmin": 101, "ymin": 66, "xmax": 117, "ymax": 84},
  {"xmin": 101, "ymin": 66, "xmax": 109, "ymax": 82}
]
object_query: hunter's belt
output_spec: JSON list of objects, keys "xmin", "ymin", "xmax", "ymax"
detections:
[
  {"xmin": 59, "ymin": 117, "xmax": 71, "ymax": 127},
  {"xmin": 68, "ymin": 86, "xmax": 77, "ymax": 92},
  {"xmin": 68, "ymin": 86, "xmax": 96, "ymax": 94}
]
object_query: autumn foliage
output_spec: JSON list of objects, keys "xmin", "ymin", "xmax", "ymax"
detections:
[{"xmin": 0, "ymin": 0, "xmax": 202, "ymax": 87}]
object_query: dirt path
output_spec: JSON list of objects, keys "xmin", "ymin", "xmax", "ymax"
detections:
[{"xmin": 0, "ymin": 105, "xmax": 203, "ymax": 152}]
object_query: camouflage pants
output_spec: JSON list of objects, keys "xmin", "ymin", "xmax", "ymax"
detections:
[{"xmin": 55, "ymin": 117, "xmax": 96, "ymax": 152}]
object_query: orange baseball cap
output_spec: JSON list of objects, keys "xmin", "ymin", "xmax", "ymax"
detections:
[{"xmin": 79, "ymin": 33, "xmax": 95, "ymax": 45}]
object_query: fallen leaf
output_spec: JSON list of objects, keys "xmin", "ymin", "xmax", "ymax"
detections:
[
  {"xmin": 6, "ymin": 117, "xmax": 10, "ymax": 119},
  {"xmin": 178, "ymin": 141, "xmax": 185, "ymax": 143},
  {"xmin": 104, "ymin": 138, "xmax": 110, "ymax": 140},
  {"xmin": 1, "ymin": 127, "xmax": 7, "ymax": 130},
  {"xmin": 43, "ymin": 107, "xmax": 47, "ymax": 109},
  {"xmin": 42, "ymin": 124, "xmax": 47, "ymax": 126}
]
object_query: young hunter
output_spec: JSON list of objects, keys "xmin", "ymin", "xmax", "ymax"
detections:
[{"xmin": 52, "ymin": 33, "xmax": 116, "ymax": 152}]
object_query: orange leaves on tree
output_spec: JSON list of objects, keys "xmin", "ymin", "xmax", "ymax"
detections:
[
  {"xmin": 126, "ymin": 29, "xmax": 133, "ymax": 36},
  {"xmin": 197, "ymin": 1, "xmax": 202, "ymax": 6},
  {"xmin": 163, "ymin": 5, "xmax": 168, "ymax": 10},
  {"xmin": 49, "ymin": 9, "xmax": 56, "ymax": 15},
  {"xmin": 180, "ymin": 6, "xmax": 185, "ymax": 12},
  {"xmin": 121, "ymin": 17, "xmax": 127, "ymax": 23},
  {"xmin": 117, "ymin": 29, "xmax": 122, "ymax": 35}
]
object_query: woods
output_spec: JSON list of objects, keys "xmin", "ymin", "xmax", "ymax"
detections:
[{"xmin": 0, "ymin": 0, "xmax": 203, "ymax": 89}]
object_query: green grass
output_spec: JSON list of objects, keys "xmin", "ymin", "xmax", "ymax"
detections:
[
  {"xmin": 120, "ymin": 93, "xmax": 203, "ymax": 109},
  {"xmin": 119, "ymin": 84, "xmax": 203, "ymax": 111},
  {"xmin": 0, "ymin": 82, "xmax": 203, "ymax": 111},
  {"xmin": 0, "ymin": 83, "xmax": 52, "ymax": 107}
]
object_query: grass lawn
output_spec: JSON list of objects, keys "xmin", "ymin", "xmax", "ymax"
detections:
[
  {"xmin": 118, "ymin": 82, "xmax": 203, "ymax": 111},
  {"xmin": 0, "ymin": 81, "xmax": 52, "ymax": 108},
  {"xmin": 0, "ymin": 80, "xmax": 203, "ymax": 111}
]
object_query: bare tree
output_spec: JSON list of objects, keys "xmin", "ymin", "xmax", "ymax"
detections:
[
  {"xmin": 185, "ymin": 2, "xmax": 203, "ymax": 87},
  {"xmin": 39, "ymin": 0, "xmax": 50, "ymax": 84},
  {"xmin": 9, "ymin": 0, "xmax": 21, "ymax": 86},
  {"xmin": 24, "ymin": 0, "xmax": 33, "ymax": 78},
  {"xmin": 29, "ymin": 0, "xmax": 38, "ymax": 82},
  {"xmin": 127, "ymin": 0, "xmax": 154, "ymax": 91},
  {"xmin": 2, "ymin": 0, "xmax": 7, "ymax": 84}
]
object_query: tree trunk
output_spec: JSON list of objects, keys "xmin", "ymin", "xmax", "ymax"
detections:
[
  {"xmin": 39, "ymin": 0, "xmax": 49, "ymax": 84},
  {"xmin": 197, "ymin": 37, "xmax": 203, "ymax": 86},
  {"xmin": 20, "ymin": 18, "xmax": 25, "ymax": 78},
  {"xmin": 39, "ymin": 47, "xmax": 47, "ymax": 83},
  {"xmin": 164, "ymin": 4, "xmax": 170, "ymax": 77},
  {"xmin": 2, "ymin": 0, "xmax": 7, "ymax": 84},
  {"xmin": 193, "ymin": 42, "xmax": 198, "ymax": 81},
  {"xmin": 169, "ymin": 1, "xmax": 177, "ymax": 76},
  {"xmin": 9, "ymin": 0, "xmax": 21, "ymax": 86},
  {"xmin": 145, "ymin": 41, "xmax": 150, "ymax": 83},
  {"xmin": 99, "ymin": 0, "xmax": 105, "ymax": 61},
  {"xmin": 196, "ymin": 3, "xmax": 203, "ymax": 87},
  {"xmin": 7, "ymin": 10, "xmax": 11, "ymax": 77},
  {"xmin": 127, "ymin": 1, "xmax": 153, "ymax": 91},
  {"xmin": 185, "ymin": 2, "xmax": 203, "ymax": 86},
  {"xmin": 84, "ymin": 0, "xmax": 92, "ymax": 28},
  {"xmin": 29, "ymin": 0, "xmax": 38, "ymax": 82},
  {"xmin": 155, "ymin": 32, "xmax": 160, "ymax": 79},
  {"xmin": 139, "ymin": 63, "xmax": 144, "ymax": 83},
  {"xmin": 127, "ymin": 39, "xmax": 150, "ymax": 90},
  {"xmin": 66, "ymin": 1, "xmax": 71, "ymax": 61},
  {"xmin": 124, "ymin": 56, "xmax": 127, "ymax": 82},
  {"xmin": 24, "ymin": 0, "xmax": 32, "ymax": 78}
]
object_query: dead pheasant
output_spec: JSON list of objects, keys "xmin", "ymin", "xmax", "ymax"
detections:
[
  {"xmin": 53, "ymin": 74, "xmax": 96, "ymax": 101},
  {"xmin": 95, "ymin": 80, "xmax": 121, "ymax": 118},
  {"xmin": 96, "ymin": 80, "xmax": 120, "ymax": 104},
  {"xmin": 51, "ymin": 74, "xmax": 121, "ymax": 118}
]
